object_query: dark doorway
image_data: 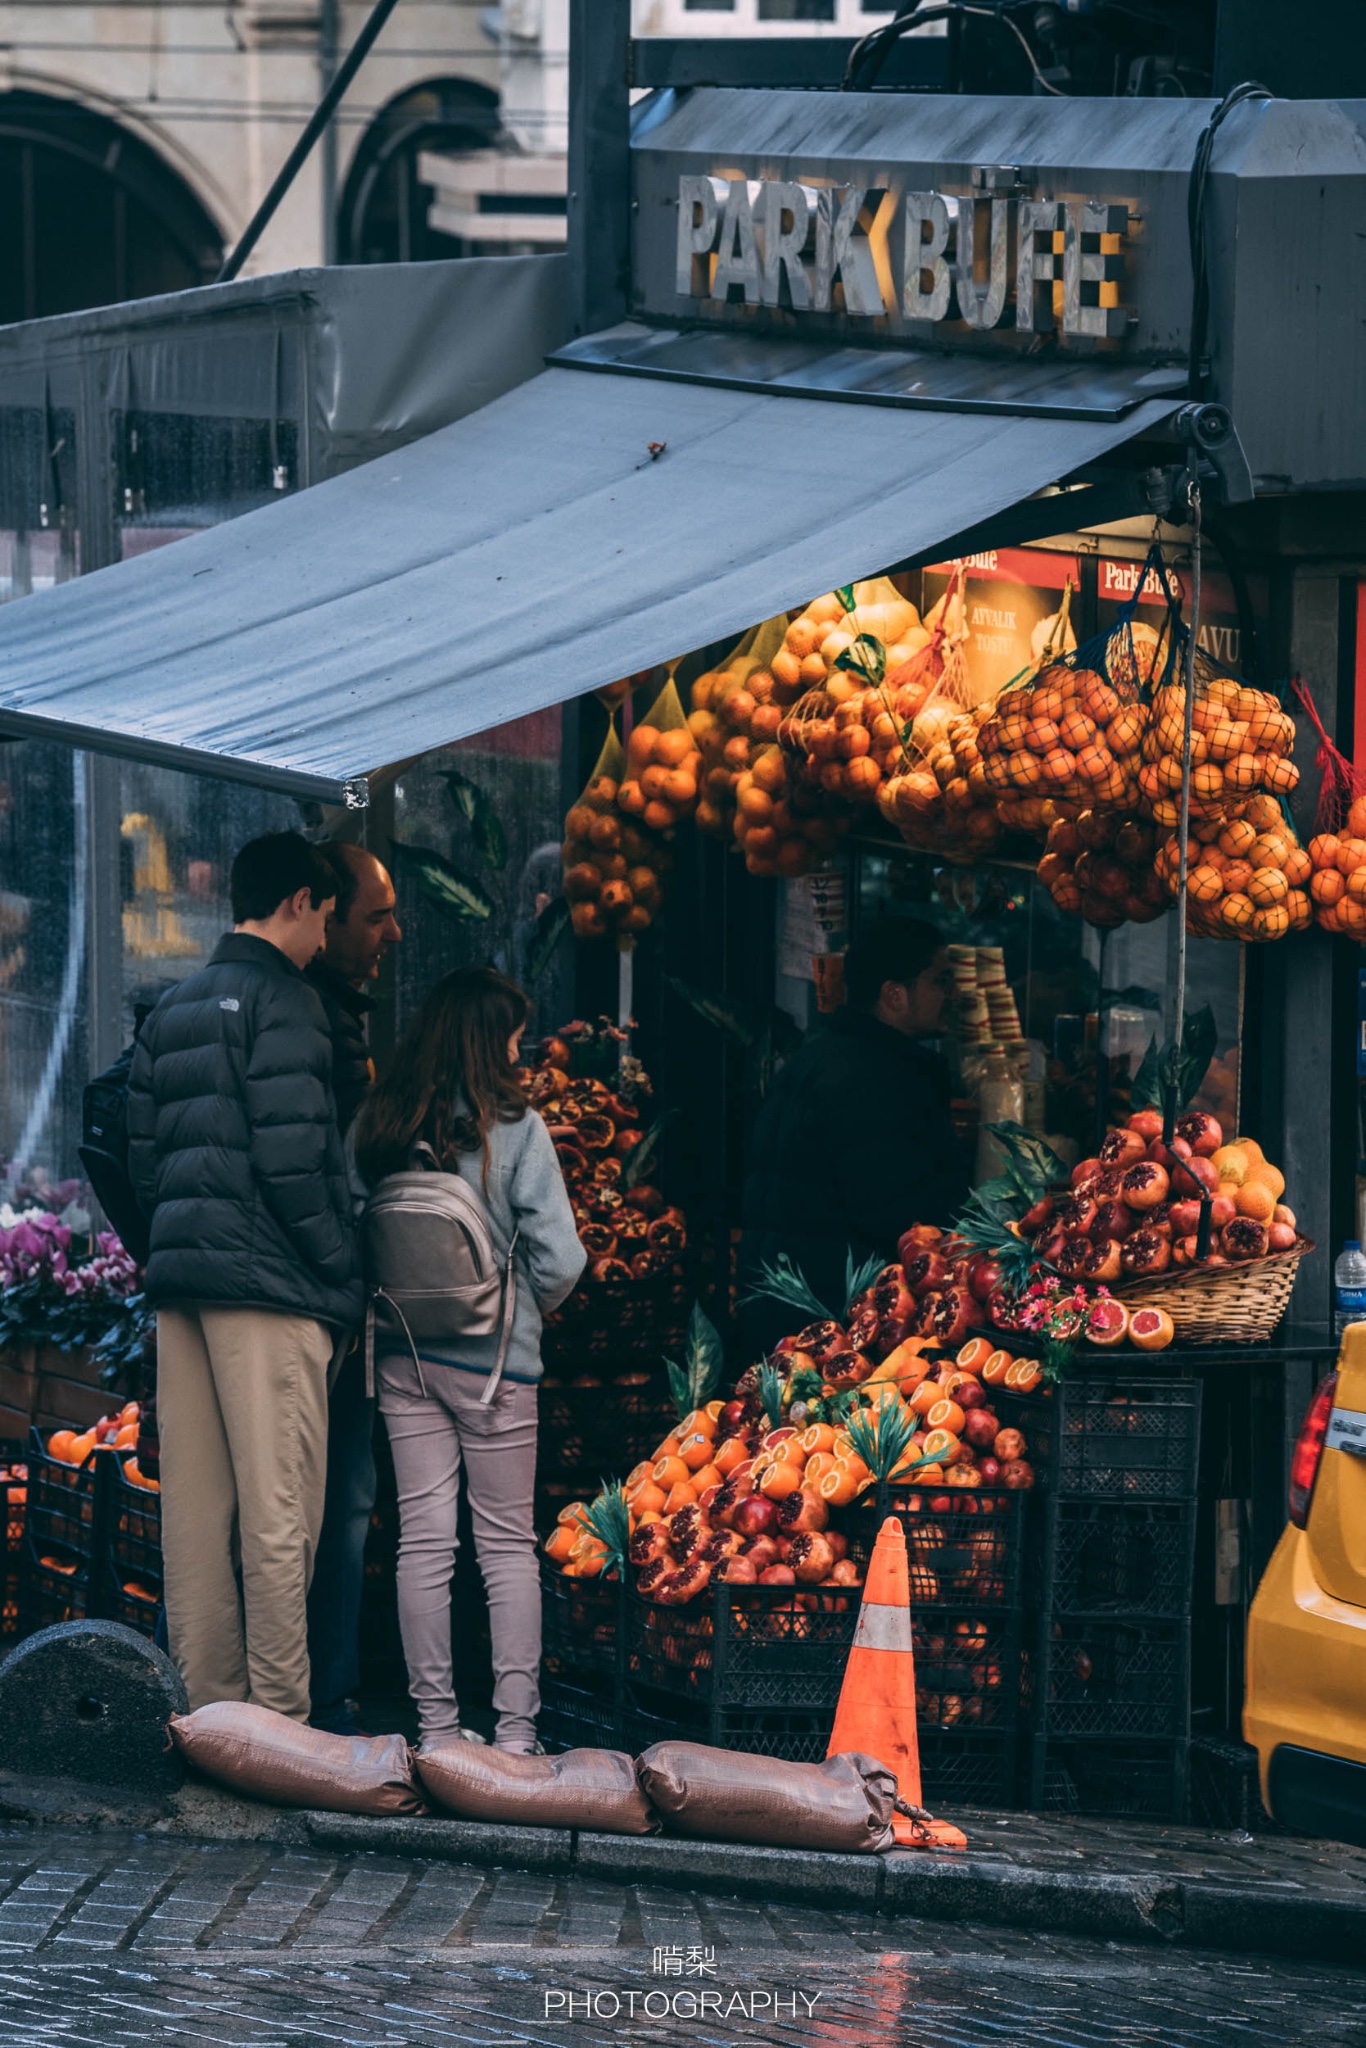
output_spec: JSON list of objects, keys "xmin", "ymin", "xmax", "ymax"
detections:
[
  {"xmin": 0, "ymin": 92, "xmax": 222, "ymax": 322},
  {"xmin": 338, "ymin": 78, "xmax": 501, "ymax": 266}
]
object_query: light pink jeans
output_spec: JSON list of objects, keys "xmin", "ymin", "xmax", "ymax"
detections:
[{"xmin": 376, "ymin": 1353, "xmax": 540, "ymax": 1750}]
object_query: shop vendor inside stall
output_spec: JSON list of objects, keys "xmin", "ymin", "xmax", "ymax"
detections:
[{"xmin": 739, "ymin": 915, "xmax": 968, "ymax": 1351}]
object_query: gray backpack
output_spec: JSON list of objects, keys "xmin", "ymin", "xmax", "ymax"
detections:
[{"xmin": 362, "ymin": 1143, "xmax": 518, "ymax": 1405}]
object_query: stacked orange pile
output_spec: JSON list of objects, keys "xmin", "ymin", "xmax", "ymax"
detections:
[{"xmin": 1154, "ymin": 795, "xmax": 1312, "ymax": 941}]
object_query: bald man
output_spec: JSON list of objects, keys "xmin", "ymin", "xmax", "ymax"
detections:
[{"xmin": 307, "ymin": 840, "xmax": 401, "ymax": 1735}]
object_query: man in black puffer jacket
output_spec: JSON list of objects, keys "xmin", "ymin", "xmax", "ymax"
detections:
[{"xmin": 128, "ymin": 831, "xmax": 362, "ymax": 1720}]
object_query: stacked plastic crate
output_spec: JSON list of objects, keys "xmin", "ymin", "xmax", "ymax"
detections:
[{"xmin": 1027, "ymin": 1377, "xmax": 1201, "ymax": 1821}]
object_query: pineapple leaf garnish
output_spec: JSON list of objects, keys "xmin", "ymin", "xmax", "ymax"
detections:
[
  {"xmin": 663, "ymin": 1301, "xmax": 726, "ymax": 1423},
  {"xmin": 740, "ymin": 1254, "xmax": 834, "ymax": 1324},
  {"xmin": 582, "ymin": 1481, "xmax": 632, "ymax": 1577}
]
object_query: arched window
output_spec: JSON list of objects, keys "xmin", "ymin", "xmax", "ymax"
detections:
[
  {"xmin": 338, "ymin": 78, "xmax": 501, "ymax": 266},
  {"xmin": 0, "ymin": 91, "xmax": 221, "ymax": 322}
]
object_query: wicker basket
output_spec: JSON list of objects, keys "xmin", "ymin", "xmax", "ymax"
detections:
[{"xmin": 1114, "ymin": 1239, "xmax": 1313, "ymax": 1346}]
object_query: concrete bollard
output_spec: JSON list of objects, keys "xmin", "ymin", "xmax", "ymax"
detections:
[{"xmin": 0, "ymin": 1620, "xmax": 188, "ymax": 1793}]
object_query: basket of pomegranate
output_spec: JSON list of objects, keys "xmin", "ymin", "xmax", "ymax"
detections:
[{"xmin": 1021, "ymin": 1108, "xmax": 1310, "ymax": 1346}]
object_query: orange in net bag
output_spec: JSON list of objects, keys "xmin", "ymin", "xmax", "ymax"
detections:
[
  {"xmin": 777, "ymin": 579, "xmax": 931, "ymax": 811},
  {"xmin": 1037, "ymin": 809, "xmax": 1169, "ymax": 929},
  {"xmin": 1292, "ymin": 678, "xmax": 1366, "ymax": 939},
  {"xmin": 873, "ymin": 568, "xmax": 1003, "ymax": 855},
  {"xmin": 618, "ymin": 669, "xmax": 702, "ymax": 833},
  {"xmin": 1154, "ymin": 789, "xmax": 1312, "ymax": 943},
  {"xmin": 1137, "ymin": 654, "xmax": 1299, "ymax": 833},
  {"xmin": 562, "ymin": 719, "xmax": 671, "ymax": 946},
  {"xmin": 687, "ymin": 617, "xmax": 788, "ymax": 836},
  {"xmin": 732, "ymin": 741, "xmax": 847, "ymax": 877}
]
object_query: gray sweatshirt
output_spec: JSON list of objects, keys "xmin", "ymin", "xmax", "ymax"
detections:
[{"xmin": 364, "ymin": 1109, "xmax": 586, "ymax": 1387}]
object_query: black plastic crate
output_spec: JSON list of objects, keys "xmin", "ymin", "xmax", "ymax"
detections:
[
  {"xmin": 913, "ymin": 1613, "xmax": 1022, "ymax": 1735},
  {"xmin": 1035, "ymin": 1617, "xmax": 1188, "ymax": 1739},
  {"xmin": 1035, "ymin": 1736, "xmax": 1189, "ymax": 1821},
  {"xmin": 919, "ymin": 1728, "xmax": 1019, "ymax": 1808},
  {"xmin": 856, "ymin": 1487, "xmax": 1026, "ymax": 1609},
  {"xmin": 625, "ymin": 1580, "xmax": 860, "ymax": 1713},
  {"xmin": 21, "ymin": 1426, "xmax": 100, "ymax": 1573},
  {"xmin": 542, "ymin": 1275, "xmax": 690, "ymax": 1373},
  {"xmin": 0, "ymin": 1440, "xmax": 28, "ymax": 1637},
  {"xmin": 624, "ymin": 1685, "xmax": 836, "ymax": 1763},
  {"xmin": 106, "ymin": 1457, "xmax": 163, "ymax": 1639},
  {"xmin": 18, "ymin": 1536, "xmax": 90, "ymax": 1632},
  {"xmin": 1048, "ymin": 1378, "xmax": 1201, "ymax": 1502},
  {"xmin": 541, "ymin": 1560, "xmax": 622, "ymax": 1685},
  {"xmin": 1189, "ymin": 1736, "xmax": 1283, "ymax": 1834},
  {"xmin": 1044, "ymin": 1500, "xmax": 1197, "ymax": 1619},
  {"xmin": 540, "ymin": 1675, "xmax": 624, "ymax": 1753},
  {"xmin": 536, "ymin": 1370, "xmax": 677, "ymax": 1495}
]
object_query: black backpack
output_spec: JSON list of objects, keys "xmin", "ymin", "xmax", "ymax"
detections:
[{"xmin": 79, "ymin": 1007, "xmax": 152, "ymax": 1266}]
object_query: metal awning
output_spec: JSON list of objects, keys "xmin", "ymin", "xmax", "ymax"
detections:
[{"xmin": 0, "ymin": 361, "xmax": 1177, "ymax": 804}]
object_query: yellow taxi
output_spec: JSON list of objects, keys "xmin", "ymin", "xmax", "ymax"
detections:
[{"xmin": 1245, "ymin": 1323, "xmax": 1366, "ymax": 1846}]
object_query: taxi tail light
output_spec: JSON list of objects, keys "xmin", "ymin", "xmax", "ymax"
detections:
[{"xmin": 1288, "ymin": 1370, "xmax": 1338, "ymax": 1529}]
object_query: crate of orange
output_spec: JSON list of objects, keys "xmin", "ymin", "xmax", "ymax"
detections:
[
  {"xmin": 540, "ymin": 1554, "xmax": 622, "ymax": 1688},
  {"xmin": 623, "ymin": 1573, "xmax": 863, "ymax": 1715},
  {"xmin": 0, "ymin": 1439, "xmax": 28, "ymax": 1637},
  {"xmin": 18, "ymin": 1423, "xmax": 102, "ymax": 1632},
  {"xmin": 105, "ymin": 1450, "xmax": 163, "ymax": 1639}
]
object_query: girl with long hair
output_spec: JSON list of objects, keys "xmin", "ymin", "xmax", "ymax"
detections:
[{"xmin": 354, "ymin": 967, "xmax": 584, "ymax": 1751}]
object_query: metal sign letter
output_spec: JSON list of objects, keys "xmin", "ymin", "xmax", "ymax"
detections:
[
  {"xmin": 954, "ymin": 195, "xmax": 1010, "ymax": 331},
  {"xmin": 676, "ymin": 174, "xmax": 722, "ymax": 298},
  {"xmin": 1062, "ymin": 199, "xmax": 1129, "ymax": 338},
  {"xmin": 760, "ymin": 181, "xmax": 813, "ymax": 310},
  {"xmin": 903, "ymin": 192, "xmax": 951, "ymax": 322},
  {"xmin": 1015, "ymin": 198, "xmax": 1060, "ymax": 331},
  {"xmin": 711, "ymin": 178, "xmax": 762, "ymax": 305},
  {"xmin": 813, "ymin": 187, "xmax": 884, "ymax": 317}
]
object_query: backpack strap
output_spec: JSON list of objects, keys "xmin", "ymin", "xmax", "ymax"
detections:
[
  {"xmin": 365, "ymin": 1288, "xmax": 428, "ymax": 1400},
  {"xmin": 478, "ymin": 1227, "xmax": 520, "ymax": 1406}
]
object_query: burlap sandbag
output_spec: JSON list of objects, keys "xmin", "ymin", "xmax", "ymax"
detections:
[
  {"xmin": 416, "ymin": 1740, "xmax": 657, "ymax": 1834},
  {"xmin": 168, "ymin": 1702, "xmax": 424, "ymax": 1815},
  {"xmin": 636, "ymin": 1743, "xmax": 897, "ymax": 1853}
]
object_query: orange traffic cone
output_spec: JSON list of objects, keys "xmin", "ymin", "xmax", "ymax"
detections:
[{"xmin": 826, "ymin": 1515, "xmax": 967, "ymax": 1851}]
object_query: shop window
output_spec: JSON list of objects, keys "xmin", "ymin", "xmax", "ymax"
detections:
[
  {"xmin": 116, "ymin": 413, "xmax": 300, "ymax": 560},
  {"xmin": 0, "ymin": 405, "xmax": 80, "ymax": 600},
  {"xmin": 758, "ymin": 0, "xmax": 837, "ymax": 16}
]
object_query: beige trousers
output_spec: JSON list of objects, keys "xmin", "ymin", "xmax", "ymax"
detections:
[{"xmin": 157, "ymin": 1306, "xmax": 333, "ymax": 1718}]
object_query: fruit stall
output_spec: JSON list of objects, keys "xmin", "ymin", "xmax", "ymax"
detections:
[{"xmin": 3, "ymin": 73, "xmax": 1365, "ymax": 1830}]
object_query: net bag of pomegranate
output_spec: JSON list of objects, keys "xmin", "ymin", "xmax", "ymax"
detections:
[
  {"xmin": 416, "ymin": 1741, "xmax": 657, "ymax": 1834},
  {"xmin": 1036, "ymin": 809, "xmax": 1169, "ymax": 930},
  {"xmin": 618, "ymin": 669, "xmax": 702, "ymax": 834},
  {"xmin": 732, "ymin": 740, "xmax": 847, "ymax": 877},
  {"xmin": 636, "ymin": 1741, "xmax": 897, "ymax": 1853},
  {"xmin": 687, "ymin": 616, "xmax": 789, "ymax": 836},
  {"xmin": 168, "ymin": 1702, "xmax": 424, "ymax": 1814},
  {"xmin": 562, "ymin": 719, "xmax": 672, "ymax": 946}
]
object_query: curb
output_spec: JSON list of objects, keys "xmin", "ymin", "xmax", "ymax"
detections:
[{"xmin": 301, "ymin": 1813, "xmax": 1366, "ymax": 1965}]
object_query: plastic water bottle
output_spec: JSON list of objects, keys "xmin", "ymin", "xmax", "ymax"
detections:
[{"xmin": 1334, "ymin": 1240, "xmax": 1366, "ymax": 1338}]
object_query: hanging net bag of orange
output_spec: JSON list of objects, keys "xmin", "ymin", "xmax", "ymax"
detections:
[
  {"xmin": 876, "ymin": 565, "xmax": 1004, "ymax": 857},
  {"xmin": 1287, "ymin": 677, "xmax": 1366, "ymax": 937},
  {"xmin": 687, "ymin": 616, "xmax": 789, "ymax": 837},
  {"xmin": 777, "ymin": 578, "xmax": 929, "ymax": 812},
  {"xmin": 562, "ymin": 719, "xmax": 670, "ymax": 946},
  {"xmin": 618, "ymin": 668, "xmax": 702, "ymax": 834},
  {"xmin": 1154, "ymin": 790, "xmax": 1312, "ymax": 943}
]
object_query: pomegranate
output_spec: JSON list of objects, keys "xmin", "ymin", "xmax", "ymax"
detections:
[
  {"xmin": 954, "ymin": 1380, "xmax": 989, "ymax": 1411},
  {"xmin": 1121, "ymin": 1227, "xmax": 1171, "ymax": 1276},
  {"xmin": 792, "ymin": 1320, "xmax": 853, "ymax": 1372},
  {"xmin": 977, "ymin": 1455, "xmax": 1002, "ymax": 1485},
  {"xmin": 1168, "ymin": 1199, "xmax": 1202, "ymax": 1239},
  {"xmin": 1000, "ymin": 1460, "xmax": 1035, "ymax": 1489},
  {"xmin": 994, "ymin": 1427, "xmax": 1027, "ymax": 1462},
  {"xmin": 718, "ymin": 1399, "xmax": 748, "ymax": 1435},
  {"xmin": 758, "ymin": 1564, "xmax": 796, "ymax": 1585},
  {"xmin": 1053, "ymin": 1192, "xmax": 1098, "ymax": 1235},
  {"xmin": 636, "ymin": 1556, "xmax": 670, "ymax": 1596},
  {"xmin": 777, "ymin": 1489, "xmax": 829, "ymax": 1534},
  {"xmin": 903, "ymin": 1250, "xmax": 949, "ymax": 1297},
  {"xmin": 655, "ymin": 1561, "xmax": 712, "ymax": 1605},
  {"xmin": 825, "ymin": 1531, "xmax": 849, "ymax": 1562},
  {"xmin": 790, "ymin": 1533, "xmax": 836, "ymax": 1584},
  {"xmin": 699, "ymin": 1530, "xmax": 742, "ymax": 1565},
  {"xmin": 1071, "ymin": 1156, "xmax": 1103, "ymax": 1189},
  {"xmin": 929, "ymin": 1287, "xmax": 975, "ymax": 1347},
  {"xmin": 1099, "ymin": 1128, "xmax": 1147, "ymax": 1169},
  {"xmin": 624, "ymin": 1184, "xmax": 665, "ymax": 1217},
  {"xmin": 740, "ymin": 1534, "xmax": 781, "ymax": 1570},
  {"xmin": 1091, "ymin": 1198, "xmax": 1135, "ymax": 1242},
  {"xmin": 1126, "ymin": 1108, "xmax": 1165, "ymax": 1141},
  {"xmin": 1176, "ymin": 1110, "xmax": 1223, "ymax": 1156},
  {"xmin": 846, "ymin": 1302, "xmax": 881, "ymax": 1355},
  {"xmin": 1222, "ymin": 1216, "xmax": 1269, "ymax": 1261},
  {"xmin": 1054, "ymin": 1236, "xmax": 1098, "ymax": 1280},
  {"xmin": 715, "ymin": 1555, "xmax": 757, "ymax": 1583},
  {"xmin": 963, "ymin": 1408, "xmax": 1000, "ymax": 1451},
  {"xmin": 628, "ymin": 1523, "xmax": 671, "ymax": 1566},
  {"xmin": 897, "ymin": 1224, "xmax": 944, "ymax": 1264},
  {"xmin": 1145, "ymin": 1200, "xmax": 1175, "ymax": 1235},
  {"xmin": 1171, "ymin": 1154, "xmax": 1218, "ymax": 1199},
  {"xmin": 1210, "ymin": 1194, "xmax": 1237, "ymax": 1231},
  {"xmin": 1089, "ymin": 1238, "xmax": 1124, "ymax": 1283},
  {"xmin": 1121, "ymin": 1161, "xmax": 1170, "ymax": 1210},
  {"xmin": 1020, "ymin": 1194, "xmax": 1054, "ymax": 1236},
  {"xmin": 830, "ymin": 1558, "xmax": 861, "ymax": 1586},
  {"xmin": 908, "ymin": 1292, "xmax": 943, "ymax": 1338},
  {"xmin": 668, "ymin": 1503, "xmax": 709, "ymax": 1559},
  {"xmin": 587, "ymin": 1256, "xmax": 632, "ymax": 1288},
  {"xmin": 1268, "ymin": 1221, "xmax": 1297, "ymax": 1252},
  {"xmin": 1274, "ymin": 1203, "xmax": 1297, "ymax": 1230},
  {"xmin": 1035, "ymin": 1226, "xmax": 1070, "ymax": 1267},
  {"xmin": 731, "ymin": 1495, "xmax": 779, "ymax": 1540},
  {"xmin": 966, "ymin": 1254, "xmax": 1004, "ymax": 1304},
  {"xmin": 1145, "ymin": 1135, "xmax": 1192, "ymax": 1173}
]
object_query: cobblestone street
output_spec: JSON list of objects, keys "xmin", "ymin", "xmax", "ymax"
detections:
[{"xmin": 0, "ymin": 1830, "xmax": 1361, "ymax": 2046}]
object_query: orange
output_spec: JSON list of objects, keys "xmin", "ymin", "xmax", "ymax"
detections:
[
  {"xmin": 1236, "ymin": 1180, "xmax": 1276, "ymax": 1222},
  {"xmin": 636, "ymin": 1509, "xmax": 663, "ymax": 1527},
  {"xmin": 713, "ymin": 1437, "xmax": 751, "ymax": 1477},
  {"xmin": 804, "ymin": 1452, "xmax": 836, "ymax": 1486},
  {"xmin": 1005, "ymin": 1359, "xmax": 1043, "ymax": 1392},
  {"xmin": 652, "ymin": 1454, "xmax": 691, "ymax": 1490},
  {"xmin": 123, "ymin": 1461, "xmax": 159, "ymax": 1492},
  {"xmin": 663, "ymin": 1482, "xmax": 698, "ymax": 1514},
  {"xmin": 691, "ymin": 1464, "xmax": 723, "ymax": 1495},
  {"xmin": 1247, "ymin": 1162, "xmax": 1286, "ymax": 1199},
  {"xmin": 678, "ymin": 1408, "xmax": 719, "ymax": 1440},
  {"xmin": 818, "ymin": 1467, "xmax": 862, "ymax": 1507},
  {"xmin": 544, "ymin": 1525, "xmax": 577, "ymax": 1563},
  {"xmin": 556, "ymin": 1501, "xmax": 590, "ymax": 1526},
  {"xmin": 981, "ymin": 1349, "xmax": 1013, "ymax": 1386},
  {"xmin": 759, "ymin": 1462, "xmax": 803, "ymax": 1501},
  {"xmin": 1211, "ymin": 1145, "xmax": 1249, "ymax": 1184},
  {"xmin": 910, "ymin": 1381, "xmax": 942, "ymax": 1419},
  {"xmin": 113, "ymin": 1425, "xmax": 138, "ymax": 1450},
  {"xmin": 654, "ymin": 728, "xmax": 692, "ymax": 769},
  {"xmin": 801, "ymin": 1423, "xmax": 838, "ymax": 1454},
  {"xmin": 68, "ymin": 1431, "xmax": 97, "ymax": 1464},
  {"xmin": 46, "ymin": 1430, "xmax": 77, "ymax": 1464},
  {"xmin": 678, "ymin": 1433, "xmax": 714, "ymax": 1471},
  {"xmin": 624, "ymin": 1462, "xmax": 653, "ymax": 1492},
  {"xmin": 627, "ymin": 1481, "xmax": 667, "ymax": 1516},
  {"xmin": 926, "ymin": 1399, "xmax": 966, "ymax": 1436},
  {"xmin": 920, "ymin": 1427, "xmax": 961, "ymax": 1466},
  {"xmin": 651, "ymin": 1434, "xmax": 682, "ymax": 1463},
  {"xmin": 119, "ymin": 1401, "xmax": 140, "ymax": 1422},
  {"xmin": 955, "ymin": 1335, "xmax": 993, "ymax": 1376}
]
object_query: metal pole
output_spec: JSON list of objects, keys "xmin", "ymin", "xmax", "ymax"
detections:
[
  {"xmin": 217, "ymin": 0, "xmax": 401, "ymax": 284},
  {"xmin": 1166, "ymin": 473, "xmax": 1203, "ymax": 1139},
  {"xmin": 320, "ymin": 0, "xmax": 341, "ymax": 265},
  {"xmin": 567, "ymin": 0, "xmax": 631, "ymax": 337}
]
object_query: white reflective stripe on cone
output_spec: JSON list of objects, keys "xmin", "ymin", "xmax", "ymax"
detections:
[{"xmin": 851, "ymin": 1602, "xmax": 914, "ymax": 1654}]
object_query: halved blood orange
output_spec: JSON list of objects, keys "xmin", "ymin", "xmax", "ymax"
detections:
[
  {"xmin": 1085, "ymin": 1298, "xmax": 1129, "ymax": 1349},
  {"xmin": 956, "ymin": 1336, "xmax": 993, "ymax": 1374},
  {"xmin": 981, "ymin": 1349, "xmax": 1013, "ymax": 1386},
  {"xmin": 1129, "ymin": 1307, "xmax": 1175, "ymax": 1352}
]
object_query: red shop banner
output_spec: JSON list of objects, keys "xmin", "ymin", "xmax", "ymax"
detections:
[{"xmin": 921, "ymin": 548, "xmax": 1081, "ymax": 701}]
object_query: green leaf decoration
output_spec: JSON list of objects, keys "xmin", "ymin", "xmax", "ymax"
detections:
[
  {"xmin": 442, "ymin": 769, "xmax": 508, "ymax": 871},
  {"xmin": 981, "ymin": 1121, "xmax": 1069, "ymax": 1204},
  {"xmin": 844, "ymin": 1250, "xmax": 886, "ymax": 1314},
  {"xmin": 583, "ymin": 1480, "xmax": 632, "ymax": 1578},
  {"xmin": 757, "ymin": 1361, "xmax": 786, "ymax": 1432},
  {"xmin": 950, "ymin": 1187, "xmax": 1036, "ymax": 1291},
  {"xmin": 836, "ymin": 585, "xmax": 856, "ymax": 613},
  {"xmin": 833, "ymin": 633, "xmax": 887, "ymax": 686},
  {"xmin": 1129, "ymin": 1004, "xmax": 1218, "ymax": 1112},
  {"xmin": 739, "ymin": 1254, "xmax": 834, "ymax": 1324},
  {"xmin": 390, "ymin": 841, "xmax": 494, "ymax": 922},
  {"xmin": 525, "ymin": 896, "xmax": 571, "ymax": 986},
  {"xmin": 844, "ymin": 1399, "xmax": 915, "ymax": 1487},
  {"xmin": 664, "ymin": 1302, "xmax": 726, "ymax": 1423},
  {"xmin": 621, "ymin": 1112, "xmax": 674, "ymax": 1192}
]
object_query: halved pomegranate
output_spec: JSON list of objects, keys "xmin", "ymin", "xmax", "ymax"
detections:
[
  {"xmin": 1053, "ymin": 1192, "xmax": 1098, "ymax": 1235},
  {"xmin": 1100, "ymin": 1128, "xmax": 1147, "ymax": 1169},
  {"xmin": 1089, "ymin": 1238, "xmax": 1124, "ymax": 1283},
  {"xmin": 929, "ymin": 1287, "xmax": 975, "ymax": 1347},
  {"xmin": 1222, "ymin": 1217, "xmax": 1269, "ymax": 1261},
  {"xmin": 903, "ymin": 1250, "xmax": 949, "ymax": 1297},
  {"xmin": 1071, "ymin": 1156, "xmax": 1103, "ymax": 1190},
  {"xmin": 1121, "ymin": 1227, "xmax": 1171, "ymax": 1276},
  {"xmin": 1176, "ymin": 1110, "xmax": 1223, "ymax": 1157},
  {"xmin": 1090, "ymin": 1199, "xmax": 1135, "ymax": 1243},
  {"xmin": 1121, "ymin": 1161, "xmax": 1170, "ymax": 1211},
  {"xmin": 1020, "ymin": 1195, "xmax": 1054, "ymax": 1236}
]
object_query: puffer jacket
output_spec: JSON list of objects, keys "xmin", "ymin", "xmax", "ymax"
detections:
[{"xmin": 127, "ymin": 933, "xmax": 362, "ymax": 1330}]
